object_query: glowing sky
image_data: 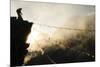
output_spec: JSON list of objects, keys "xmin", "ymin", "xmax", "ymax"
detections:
[
  {"xmin": 11, "ymin": 1, "xmax": 95, "ymax": 24},
  {"xmin": 11, "ymin": 0, "xmax": 95, "ymax": 36},
  {"xmin": 11, "ymin": 0, "xmax": 95, "ymax": 53}
]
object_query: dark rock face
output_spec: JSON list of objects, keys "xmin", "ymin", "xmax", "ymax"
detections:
[{"xmin": 10, "ymin": 17, "xmax": 33, "ymax": 66}]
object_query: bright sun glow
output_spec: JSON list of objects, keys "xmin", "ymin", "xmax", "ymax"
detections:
[
  {"xmin": 26, "ymin": 23, "xmax": 56, "ymax": 52},
  {"xmin": 26, "ymin": 24, "xmax": 41, "ymax": 45},
  {"xmin": 26, "ymin": 30, "xmax": 40, "ymax": 44}
]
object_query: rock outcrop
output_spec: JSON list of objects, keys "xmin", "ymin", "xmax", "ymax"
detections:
[{"xmin": 11, "ymin": 17, "xmax": 33, "ymax": 66}]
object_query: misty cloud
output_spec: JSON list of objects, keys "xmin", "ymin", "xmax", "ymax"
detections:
[{"xmin": 24, "ymin": 14, "xmax": 95, "ymax": 64}]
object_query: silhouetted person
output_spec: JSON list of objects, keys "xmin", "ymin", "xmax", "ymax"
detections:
[
  {"xmin": 11, "ymin": 8, "xmax": 33, "ymax": 66},
  {"xmin": 16, "ymin": 8, "xmax": 23, "ymax": 21}
]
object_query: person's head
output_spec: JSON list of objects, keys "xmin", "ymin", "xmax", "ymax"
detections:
[{"xmin": 17, "ymin": 8, "xmax": 22, "ymax": 13}]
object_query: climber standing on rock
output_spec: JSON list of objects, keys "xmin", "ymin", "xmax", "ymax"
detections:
[{"xmin": 16, "ymin": 8, "xmax": 23, "ymax": 21}]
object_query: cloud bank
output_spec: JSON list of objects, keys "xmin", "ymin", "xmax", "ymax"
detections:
[{"xmin": 24, "ymin": 13, "xmax": 95, "ymax": 64}]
